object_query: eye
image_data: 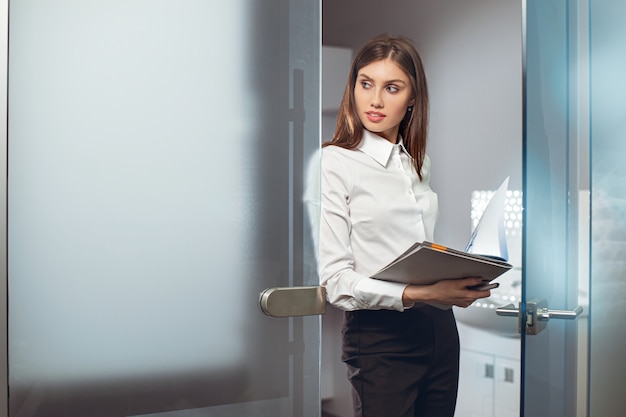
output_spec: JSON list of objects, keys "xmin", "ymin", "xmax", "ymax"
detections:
[
  {"xmin": 360, "ymin": 81, "xmax": 373, "ymax": 89},
  {"xmin": 386, "ymin": 85, "xmax": 400, "ymax": 93}
]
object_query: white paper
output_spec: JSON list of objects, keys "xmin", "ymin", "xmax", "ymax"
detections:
[{"xmin": 465, "ymin": 177, "xmax": 510, "ymax": 261}]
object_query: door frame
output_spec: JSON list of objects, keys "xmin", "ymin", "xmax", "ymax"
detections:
[{"xmin": 2, "ymin": 0, "xmax": 9, "ymax": 416}]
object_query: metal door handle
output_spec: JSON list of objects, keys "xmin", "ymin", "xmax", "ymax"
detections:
[
  {"xmin": 495, "ymin": 303, "xmax": 520, "ymax": 317},
  {"xmin": 536, "ymin": 305, "xmax": 583, "ymax": 320},
  {"xmin": 259, "ymin": 286, "xmax": 326, "ymax": 318},
  {"xmin": 496, "ymin": 299, "xmax": 583, "ymax": 335}
]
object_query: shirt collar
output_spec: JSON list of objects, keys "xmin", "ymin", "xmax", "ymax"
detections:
[{"xmin": 357, "ymin": 130, "xmax": 411, "ymax": 167}]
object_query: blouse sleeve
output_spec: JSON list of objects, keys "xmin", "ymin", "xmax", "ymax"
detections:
[{"xmin": 318, "ymin": 148, "xmax": 409, "ymax": 311}]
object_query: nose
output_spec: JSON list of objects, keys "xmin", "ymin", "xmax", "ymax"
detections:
[{"xmin": 370, "ymin": 88, "xmax": 383, "ymax": 108}]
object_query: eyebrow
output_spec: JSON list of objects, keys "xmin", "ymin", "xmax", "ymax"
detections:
[{"xmin": 357, "ymin": 73, "xmax": 407, "ymax": 85}]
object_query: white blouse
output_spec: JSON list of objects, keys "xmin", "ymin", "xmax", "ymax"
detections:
[{"xmin": 319, "ymin": 129, "xmax": 439, "ymax": 311}]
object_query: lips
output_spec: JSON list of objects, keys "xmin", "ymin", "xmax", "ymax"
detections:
[{"xmin": 365, "ymin": 111, "xmax": 386, "ymax": 122}]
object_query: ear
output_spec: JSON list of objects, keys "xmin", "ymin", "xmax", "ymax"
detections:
[{"xmin": 409, "ymin": 97, "xmax": 416, "ymax": 106}]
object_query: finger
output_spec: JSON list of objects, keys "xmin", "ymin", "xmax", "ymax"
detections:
[
  {"xmin": 467, "ymin": 277, "xmax": 486, "ymax": 285},
  {"xmin": 471, "ymin": 289, "xmax": 491, "ymax": 299}
]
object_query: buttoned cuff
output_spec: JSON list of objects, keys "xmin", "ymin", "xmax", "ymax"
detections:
[{"xmin": 353, "ymin": 278, "xmax": 410, "ymax": 311}]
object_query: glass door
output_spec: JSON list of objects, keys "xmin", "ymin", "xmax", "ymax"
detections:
[
  {"xmin": 520, "ymin": 0, "xmax": 587, "ymax": 415},
  {"xmin": 2, "ymin": 1, "xmax": 321, "ymax": 416},
  {"xmin": 486, "ymin": 0, "xmax": 626, "ymax": 415},
  {"xmin": 519, "ymin": 0, "xmax": 626, "ymax": 416}
]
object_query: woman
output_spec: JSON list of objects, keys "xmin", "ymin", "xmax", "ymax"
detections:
[{"xmin": 319, "ymin": 34, "xmax": 492, "ymax": 417}]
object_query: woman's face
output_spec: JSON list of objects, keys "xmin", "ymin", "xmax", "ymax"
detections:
[{"xmin": 354, "ymin": 58, "xmax": 415, "ymax": 143}]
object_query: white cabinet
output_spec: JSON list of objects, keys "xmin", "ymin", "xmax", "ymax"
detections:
[
  {"xmin": 455, "ymin": 350, "xmax": 520, "ymax": 417},
  {"xmin": 455, "ymin": 323, "xmax": 520, "ymax": 417},
  {"xmin": 456, "ymin": 350, "xmax": 495, "ymax": 417},
  {"xmin": 494, "ymin": 356, "xmax": 520, "ymax": 417}
]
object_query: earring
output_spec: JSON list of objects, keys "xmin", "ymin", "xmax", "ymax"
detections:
[{"xmin": 407, "ymin": 106, "xmax": 413, "ymax": 112}]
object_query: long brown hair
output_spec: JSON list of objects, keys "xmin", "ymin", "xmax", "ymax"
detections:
[{"xmin": 324, "ymin": 34, "xmax": 430, "ymax": 179}]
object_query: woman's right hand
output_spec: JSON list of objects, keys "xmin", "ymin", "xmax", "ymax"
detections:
[{"xmin": 402, "ymin": 277, "xmax": 492, "ymax": 308}]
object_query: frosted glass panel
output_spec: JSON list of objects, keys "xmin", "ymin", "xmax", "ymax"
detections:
[
  {"xmin": 7, "ymin": 0, "xmax": 320, "ymax": 416},
  {"xmin": 589, "ymin": 0, "xmax": 626, "ymax": 415}
]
